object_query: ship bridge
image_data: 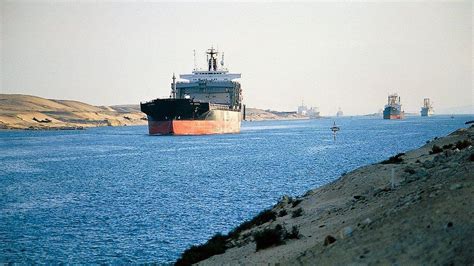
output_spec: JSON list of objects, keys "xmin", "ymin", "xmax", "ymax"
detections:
[
  {"xmin": 178, "ymin": 47, "xmax": 241, "ymax": 82},
  {"xmin": 180, "ymin": 71, "xmax": 241, "ymax": 82},
  {"xmin": 171, "ymin": 47, "xmax": 242, "ymax": 108}
]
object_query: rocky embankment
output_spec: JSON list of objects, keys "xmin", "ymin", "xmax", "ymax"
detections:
[
  {"xmin": 0, "ymin": 94, "xmax": 147, "ymax": 130},
  {"xmin": 176, "ymin": 126, "xmax": 474, "ymax": 265}
]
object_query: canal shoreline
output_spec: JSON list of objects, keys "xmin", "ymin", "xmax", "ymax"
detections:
[{"xmin": 177, "ymin": 125, "xmax": 474, "ymax": 265}]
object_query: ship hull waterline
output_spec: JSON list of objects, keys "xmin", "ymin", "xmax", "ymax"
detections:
[
  {"xmin": 383, "ymin": 114, "xmax": 404, "ymax": 120},
  {"xmin": 383, "ymin": 107, "xmax": 405, "ymax": 120},
  {"xmin": 141, "ymin": 98, "xmax": 242, "ymax": 136},
  {"xmin": 147, "ymin": 119, "xmax": 241, "ymax": 135}
]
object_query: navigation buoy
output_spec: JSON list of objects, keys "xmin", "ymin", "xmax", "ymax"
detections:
[{"xmin": 330, "ymin": 121, "xmax": 340, "ymax": 140}]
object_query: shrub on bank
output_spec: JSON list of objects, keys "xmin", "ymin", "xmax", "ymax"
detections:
[
  {"xmin": 443, "ymin": 143, "xmax": 454, "ymax": 149},
  {"xmin": 228, "ymin": 209, "xmax": 276, "ymax": 239},
  {"xmin": 177, "ymin": 209, "xmax": 278, "ymax": 265},
  {"xmin": 291, "ymin": 199, "xmax": 302, "ymax": 208},
  {"xmin": 455, "ymin": 140, "xmax": 472, "ymax": 150},
  {"xmin": 254, "ymin": 225, "xmax": 300, "ymax": 251},
  {"xmin": 292, "ymin": 208, "xmax": 303, "ymax": 218},
  {"xmin": 429, "ymin": 145, "xmax": 443, "ymax": 154},
  {"xmin": 286, "ymin": 226, "xmax": 300, "ymax": 239},
  {"xmin": 381, "ymin": 153, "xmax": 405, "ymax": 164},
  {"xmin": 176, "ymin": 204, "xmax": 303, "ymax": 263},
  {"xmin": 254, "ymin": 225, "xmax": 285, "ymax": 251},
  {"xmin": 175, "ymin": 233, "xmax": 227, "ymax": 266}
]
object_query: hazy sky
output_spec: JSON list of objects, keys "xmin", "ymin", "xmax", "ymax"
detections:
[{"xmin": 1, "ymin": 1, "xmax": 472, "ymax": 115}]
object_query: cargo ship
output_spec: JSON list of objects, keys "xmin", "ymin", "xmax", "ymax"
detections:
[
  {"xmin": 140, "ymin": 48, "xmax": 242, "ymax": 135},
  {"xmin": 420, "ymin": 98, "xmax": 434, "ymax": 117},
  {"xmin": 307, "ymin": 107, "xmax": 320, "ymax": 119},
  {"xmin": 297, "ymin": 101, "xmax": 320, "ymax": 118},
  {"xmin": 383, "ymin": 93, "xmax": 404, "ymax": 119}
]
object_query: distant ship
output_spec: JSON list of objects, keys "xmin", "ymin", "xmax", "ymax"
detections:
[
  {"xmin": 297, "ymin": 101, "xmax": 320, "ymax": 118},
  {"xmin": 140, "ymin": 47, "xmax": 242, "ymax": 135},
  {"xmin": 307, "ymin": 107, "xmax": 320, "ymax": 118},
  {"xmin": 336, "ymin": 107, "xmax": 343, "ymax": 117},
  {"xmin": 383, "ymin": 94, "xmax": 404, "ymax": 120},
  {"xmin": 420, "ymin": 98, "xmax": 434, "ymax": 117}
]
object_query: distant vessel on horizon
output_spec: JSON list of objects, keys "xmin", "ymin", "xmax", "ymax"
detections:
[
  {"xmin": 297, "ymin": 101, "xmax": 320, "ymax": 119},
  {"xmin": 336, "ymin": 107, "xmax": 343, "ymax": 117},
  {"xmin": 383, "ymin": 93, "xmax": 404, "ymax": 120},
  {"xmin": 420, "ymin": 98, "xmax": 434, "ymax": 117},
  {"xmin": 140, "ymin": 47, "xmax": 243, "ymax": 135}
]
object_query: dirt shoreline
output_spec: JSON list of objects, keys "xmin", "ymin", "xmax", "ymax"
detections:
[
  {"xmin": 177, "ymin": 126, "xmax": 474, "ymax": 265},
  {"xmin": 0, "ymin": 94, "xmax": 147, "ymax": 130}
]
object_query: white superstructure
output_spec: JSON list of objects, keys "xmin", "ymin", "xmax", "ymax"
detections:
[
  {"xmin": 173, "ymin": 47, "xmax": 242, "ymax": 107},
  {"xmin": 179, "ymin": 48, "xmax": 241, "ymax": 82}
]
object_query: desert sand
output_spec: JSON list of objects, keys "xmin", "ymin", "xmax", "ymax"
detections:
[
  {"xmin": 245, "ymin": 108, "xmax": 308, "ymax": 121},
  {"xmin": 177, "ymin": 126, "xmax": 474, "ymax": 265},
  {"xmin": 0, "ymin": 94, "xmax": 147, "ymax": 130}
]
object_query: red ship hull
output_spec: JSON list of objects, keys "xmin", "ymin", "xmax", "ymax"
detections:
[
  {"xmin": 384, "ymin": 114, "xmax": 404, "ymax": 120},
  {"xmin": 141, "ymin": 98, "xmax": 242, "ymax": 136},
  {"xmin": 148, "ymin": 120, "xmax": 240, "ymax": 135}
]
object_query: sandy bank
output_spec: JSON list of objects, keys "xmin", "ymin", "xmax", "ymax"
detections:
[
  {"xmin": 245, "ymin": 108, "xmax": 308, "ymax": 121},
  {"xmin": 0, "ymin": 94, "xmax": 147, "ymax": 130},
  {"xmin": 177, "ymin": 126, "xmax": 474, "ymax": 265}
]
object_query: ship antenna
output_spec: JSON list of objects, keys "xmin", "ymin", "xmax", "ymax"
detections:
[
  {"xmin": 171, "ymin": 73, "xmax": 176, "ymax": 99},
  {"xmin": 213, "ymin": 47, "xmax": 217, "ymax": 71},
  {"xmin": 193, "ymin": 49, "xmax": 197, "ymax": 70}
]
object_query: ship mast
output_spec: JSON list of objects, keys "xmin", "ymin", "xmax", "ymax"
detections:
[
  {"xmin": 180, "ymin": 46, "xmax": 241, "ymax": 82},
  {"xmin": 193, "ymin": 50, "xmax": 197, "ymax": 70},
  {"xmin": 171, "ymin": 73, "xmax": 176, "ymax": 98},
  {"xmin": 207, "ymin": 47, "xmax": 218, "ymax": 71}
]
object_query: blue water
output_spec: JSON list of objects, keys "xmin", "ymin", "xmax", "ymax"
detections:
[{"xmin": 0, "ymin": 115, "xmax": 471, "ymax": 263}]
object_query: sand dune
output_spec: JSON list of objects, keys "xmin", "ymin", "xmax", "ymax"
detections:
[{"xmin": 0, "ymin": 94, "xmax": 147, "ymax": 130}]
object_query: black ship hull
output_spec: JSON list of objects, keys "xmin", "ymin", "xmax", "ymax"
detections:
[{"xmin": 140, "ymin": 99, "xmax": 241, "ymax": 135}]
